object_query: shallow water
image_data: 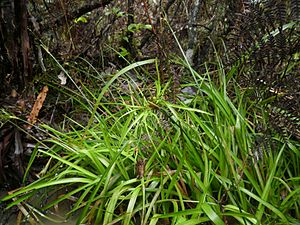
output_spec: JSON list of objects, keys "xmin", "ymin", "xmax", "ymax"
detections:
[
  {"xmin": 5, "ymin": 206, "xmax": 78, "ymax": 225},
  {"xmin": 1, "ymin": 191, "xmax": 78, "ymax": 225}
]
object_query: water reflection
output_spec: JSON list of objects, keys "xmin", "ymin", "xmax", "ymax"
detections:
[{"xmin": 1, "ymin": 191, "xmax": 78, "ymax": 225}]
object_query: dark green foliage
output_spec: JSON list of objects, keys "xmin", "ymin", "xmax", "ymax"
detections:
[
  {"xmin": 291, "ymin": 0, "xmax": 300, "ymax": 19},
  {"xmin": 226, "ymin": 0, "xmax": 300, "ymax": 140}
]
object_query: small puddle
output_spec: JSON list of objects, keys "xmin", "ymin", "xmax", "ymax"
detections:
[{"xmin": 1, "ymin": 191, "xmax": 79, "ymax": 225}]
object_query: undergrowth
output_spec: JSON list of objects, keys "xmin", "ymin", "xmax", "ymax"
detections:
[{"xmin": 1, "ymin": 52, "xmax": 299, "ymax": 225}]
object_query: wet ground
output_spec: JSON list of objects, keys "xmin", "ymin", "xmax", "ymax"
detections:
[{"xmin": 0, "ymin": 190, "xmax": 78, "ymax": 225}]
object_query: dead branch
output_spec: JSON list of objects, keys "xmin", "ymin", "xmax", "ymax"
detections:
[{"xmin": 40, "ymin": 0, "xmax": 113, "ymax": 31}]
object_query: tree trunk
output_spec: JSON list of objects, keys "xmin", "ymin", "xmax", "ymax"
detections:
[{"xmin": 0, "ymin": 0, "xmax": 30, "ymax": 96}]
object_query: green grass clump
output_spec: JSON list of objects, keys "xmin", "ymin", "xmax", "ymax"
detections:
[{"xmin": 1, "ymin": 57, "xmax": 299, "ymax": 225}]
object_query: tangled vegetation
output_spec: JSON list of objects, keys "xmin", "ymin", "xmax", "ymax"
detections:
[{"xmin": 0, "ymin": 0, "xmax": 299, "ymax": 224}]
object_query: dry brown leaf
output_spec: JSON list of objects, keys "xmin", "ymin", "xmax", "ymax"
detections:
[
  {"xmin": 11, "ymin": 89, "xmax": 18, "ymax": 98},
  {"xmin": 27, "ymin": 86, "xmax": 48, "ymax": 128},
  {"xmin": 136, "ymin": 159, "xmax": 146, "ymax": 178}
]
